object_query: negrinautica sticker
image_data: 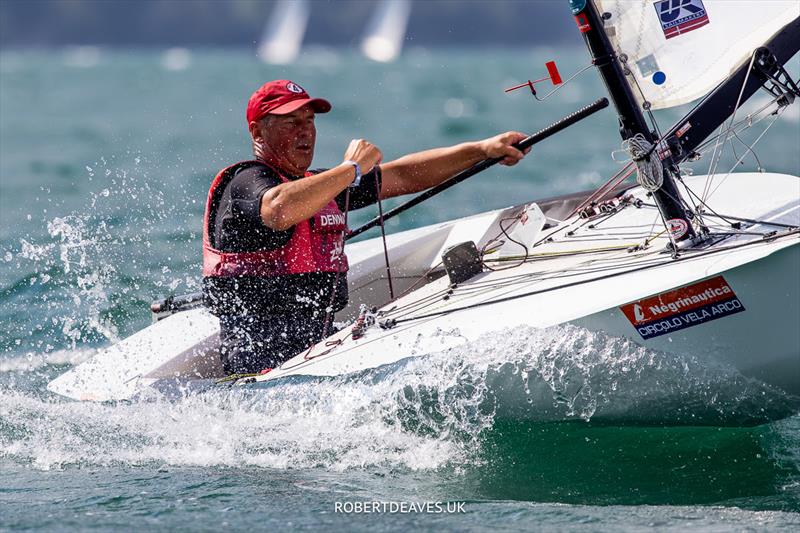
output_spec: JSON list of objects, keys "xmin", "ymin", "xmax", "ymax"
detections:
[{"xmin": 620, "ymin": 276, "xmax": 745, "ymax": 340}]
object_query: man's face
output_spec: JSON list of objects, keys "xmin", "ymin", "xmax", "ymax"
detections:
[{"xmin": 255, "ymin": 105, "xmax": 317, "ymax": 175}]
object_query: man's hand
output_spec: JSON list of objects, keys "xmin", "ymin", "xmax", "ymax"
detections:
[
  {"xmin": 478, "ymin": 131, "xmax": 530, "ymax": 166},
  {"xmin": 343, "ymin": 139, "xmax": 383, "ymax": 173}
]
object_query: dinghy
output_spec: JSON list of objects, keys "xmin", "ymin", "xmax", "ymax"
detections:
[{"xmin": 49, "ymin": 1, "xmax": 800, "ymax": 417}]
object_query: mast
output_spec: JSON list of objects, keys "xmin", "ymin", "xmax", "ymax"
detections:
[{"xmin": 570, "ymin": 0, "xmax": 697, "ymax": 244}]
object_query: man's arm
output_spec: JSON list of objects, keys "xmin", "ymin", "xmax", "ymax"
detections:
[
  {"xmin": 260, "ymin": 139, "xmax": 382, "ymax": 230},
  {"xmin": 259, "ymin": 132, "xmax": 529, "ymax": 230},
  {"xmin": 378, "ymin": 131, "xmax": 530, "ymax": 199}
]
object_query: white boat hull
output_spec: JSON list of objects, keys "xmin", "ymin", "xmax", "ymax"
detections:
[
  {"xmin": 576, "ymin": 243, "xmax": 800, "ymax": 394},
  {"xmin": 47, "ymin": 173, "xmax": 800, "ymax": 415}
]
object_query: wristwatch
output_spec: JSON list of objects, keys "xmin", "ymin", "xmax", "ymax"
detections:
[{"xmin": 343, "ymin": 160, "xmax": 362, "ymax": 188}]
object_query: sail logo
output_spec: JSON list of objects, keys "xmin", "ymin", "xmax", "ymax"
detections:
[
  {"xmin": 653, "ymin": 0, "xmax": 710, "ymax": 40},
  {"xmin": 620, "ymin": 276, "xmax": 745, "ymax": 340}
]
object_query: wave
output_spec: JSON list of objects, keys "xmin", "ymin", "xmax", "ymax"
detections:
[
  {"xmin": 3, "ymin": 324, "xmax": 799, "ymax": 475},
  {"xmin": 461, "ymin": 325, "xmax": 800, "ymax": 425},
  {"xmin": 0, "ymin": 349, "xmax": 95, "ymax": 373}
]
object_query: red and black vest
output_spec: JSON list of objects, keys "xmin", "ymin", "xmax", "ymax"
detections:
[{"xmin": 203, "ymin": 160, "xmax": 349, "ymax": 278}]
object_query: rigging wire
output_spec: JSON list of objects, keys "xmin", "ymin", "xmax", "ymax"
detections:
[
  {"xmin": 481, "ymin": 216, "xmax": 530, "ymax": 271},
  {"xmin": 706, "ymin": 107, "xmax": 785, "ymax": 200},
  {"xmin": 572, "ymin": 91, "xmax": 783, "ymax": 220},
  {"xmin": 730, "ymin": 127, "xmax": 765, "ymax": 173},
  {"xmin": 703, "ymin": 51, "xmax": 758, "ymax": 202},
  {"xmin": 384, "ymin": 222, "xmax": 672, "ymax": 322},
  {"xmin": 637, "ymin": 200, "xmax": 798, "ymax": 230},
  {"xmin": 525, "ymin": 63, "xmax": 595, "ymax": 101},
  {"xmin": 373, "ymin": 166, "xmax": 395, "ymax": 299},
  {"xmin": 385, "ymin": 227, "xmax": 799, "ymax": 326},
  {"xmin": 382, "ymin": 231, "xmax": 664, "ymax": 322},
  {"xmin": 381, "ymin": 187, "xmax": 795, "ymax": 326},
  {"xmin": 573, "ymin": 69, "xmax": 787, "ymax": 224},
  {"xmin": 692, "ymin": 95, "xmax": 782, "ymax": 153}
]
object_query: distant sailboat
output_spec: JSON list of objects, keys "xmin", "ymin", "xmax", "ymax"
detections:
[
  {"xmin": 257, "ymin": 0, "xmax": 310, "ymax": 65},
  {"xmin": 360, "ymin": 0, "xmax": 412, "ymax": 63}
]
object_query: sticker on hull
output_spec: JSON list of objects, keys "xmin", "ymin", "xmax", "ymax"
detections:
[{"xmin": 620, "ymin": 276, "xmax": 745, "ymax": 340}]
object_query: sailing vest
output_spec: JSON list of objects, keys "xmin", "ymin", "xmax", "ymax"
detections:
[{"xmin": 202, "ymin": 160, "xmax": 349, "ymax": 278}]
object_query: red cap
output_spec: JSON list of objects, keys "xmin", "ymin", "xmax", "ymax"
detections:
[{"xmin": 246, "ymin": 80, "xmax": 332, "ymax": 124}]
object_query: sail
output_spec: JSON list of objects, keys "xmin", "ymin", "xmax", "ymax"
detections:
[
  {"xmin": 595, "ymin": 0, "xmax": 799, "ymax": 109},
  {"xmin": 360, "ymin": 0, "xmax": 412, "ymax": 63},
  {"xmin": 258, "ymin": 0, "xmax": 310, "ymax": 65}
]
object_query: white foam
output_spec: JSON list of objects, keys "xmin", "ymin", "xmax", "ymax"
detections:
[
  {"xmin": 2, "ymin": 325, "xmax": 794, "ymax": 471},
  {"xmin": 0, "ymin": 349, "xmax": 95, "ymax": 373}
]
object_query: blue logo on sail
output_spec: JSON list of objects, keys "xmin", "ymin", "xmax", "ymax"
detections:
[{"xmin": 653, "ymin": 0, "xmax": 710, "ymax": 40}]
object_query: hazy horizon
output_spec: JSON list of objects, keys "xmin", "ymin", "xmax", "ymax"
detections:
[{"xmin": 0, "ymin": 0, "xmax": 583, "ymax": 49}]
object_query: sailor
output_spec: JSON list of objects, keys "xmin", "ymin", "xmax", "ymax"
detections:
[{"xmin": 203, "ymin": 79, "xmax": 530, "ymax": 375}]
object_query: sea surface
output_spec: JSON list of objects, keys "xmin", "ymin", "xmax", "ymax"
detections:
[{"xmin": 1, "ymin": 47, "xmax": 799, "ymax": 531}]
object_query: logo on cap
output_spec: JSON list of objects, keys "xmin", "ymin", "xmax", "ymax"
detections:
[{"xmin": 286, "ymin": 82, "xmax": 304, "ymax": 94}]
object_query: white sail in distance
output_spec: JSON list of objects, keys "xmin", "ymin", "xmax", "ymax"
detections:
[
  {"xmin": 258, "ymin": 0, "xmax": 310, "ymax": 65},
  {"xmin": 595, "ymin": 0, "xmax": 799, "ymax": 110},
  {"xmin": 360, "ymin": 0, "xmax": 412, "ymax": 63}
]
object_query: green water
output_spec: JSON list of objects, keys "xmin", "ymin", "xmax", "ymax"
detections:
[{"xmin": 1, "ymin": 48, "xmax": 799, "ymax": 530}]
